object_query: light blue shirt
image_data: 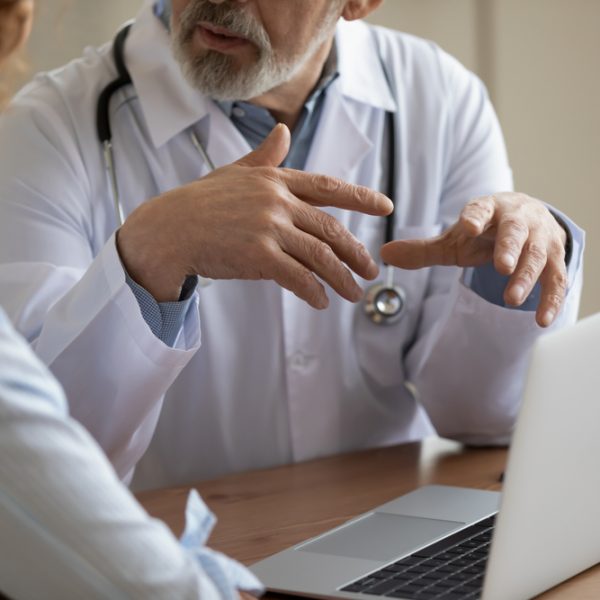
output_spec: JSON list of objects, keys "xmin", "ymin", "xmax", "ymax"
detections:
[{"xmin": 0, "ymin": 307, "xmax": 263, "ymax": 599}]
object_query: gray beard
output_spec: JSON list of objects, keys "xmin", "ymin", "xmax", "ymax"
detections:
[
  {"xmin": 173, "ymin": 43, "xmax": 303, "ymax": 102},
  {"xmin": 171, "ymin": 1, "xmax": 339, "ymax": 101}
]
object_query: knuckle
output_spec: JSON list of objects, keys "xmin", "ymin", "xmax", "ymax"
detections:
[
  {"xmin": 294, "ymin": 269, "xmax": 321, "ymax": 304},
  {"xmin": 498, "ymin": 235, "xmax": 522, "ymax": 255},
  {"xmin": 312, "ymin": 174, "xmax": 344, "ymax": 196},
  {"xmin": 257, "ymin": 238, "xmax": 279, "ymax": 261},
  {"xmin": 350, "ymin": 185, "xmax": 371, "ymax": 206},
  {"xmin": 256, "ymin": 165, "xmax": 281, "ymax": 183},
  {"xmin": 352, "ymin": 239, "xmax": 371, "ymax": 265},
  {"xmin": 262, "ymin": 210, "xmax": 288, "ymax": 236},
  {"xmin": 551, "ymin": 268, "xmax": 568, "ymax": 293},
  {"xmin": 312, "ymin": 240, "xmax": 335, "ymax": 265},
  {"xmin": 320, "ymin": 214, "xmax": 343, "ymax": 241},
  {"xmin": 545, "ymin": 292, "xmax": 564, "ymax": 310},
  {"xmin": 297, "ymin": 266, "xmax": 316, "ymax": 289},
  {"xmin": 467, "ymin": 196, "xmax": 494, "ymax": 213},
  {"xmin": 524, "ymin": 241, "xmax": 547, "ymax": 265},
  {"xmin": 501, "ymin": 217, "xmax": 528, "ymax": 238},
  {"xmin": 516, "ymin": 265, "xmax": 538, "ymax": 287}
]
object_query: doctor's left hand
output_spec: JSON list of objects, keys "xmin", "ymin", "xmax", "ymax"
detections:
[{"xmin": 380, "ymin": 192, "xmax": 568, "ymax": 328}]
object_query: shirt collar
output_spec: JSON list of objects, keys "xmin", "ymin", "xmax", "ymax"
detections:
[
  {"xmin": 217, "ymin": 42, "xmax": 339, "ymax": 121},
  {"xmin": 126, "ymin": 2, "xmax": 396, "ymax": 148}
]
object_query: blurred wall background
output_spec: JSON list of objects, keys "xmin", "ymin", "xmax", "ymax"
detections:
[{"xmin": 25, "ymin": 0, "xmax": 599, "ymax": 317}]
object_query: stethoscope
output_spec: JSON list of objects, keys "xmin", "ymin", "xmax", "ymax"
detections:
[{"xmin": 97, "ymin": 23, "xmax": 407, "ymax": 325}]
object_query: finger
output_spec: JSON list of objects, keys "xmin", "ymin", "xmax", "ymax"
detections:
[
  {"xmin": 236, "ymin": 123, "xmax": 291, "ymax": 168},
  {"xmin": 493, "ymin": 216, "xmax": 530, "ymax": 275},
  {"xmin": 503, "ymin": 237, "xmax": 548, "ymax": 306},
  {"xmin": 293, "ymin": 204, "xmax": 379, "ymax": 280},
  {"xmin": 282, "ymin": 170, "xmax": 393, "ymax": 216},
  {"xmin": 535, "ymin": 258, "xmax": 568, "ymax": 327},
  {"xmin": 380, "ymin": 232, "xmax": 493, "ymax": 270},
  {"xmin": 281, "ymin": 228, "xmax": 364, "ymax": 303},
  {"xmin": 459, "ymin": 195, "xmax": 496, "ymax": 236},
  {"xmin": 380, "ymin": 238, "xmax": 443, "ymax": 269},
  {"xmin": 269, "ymin": 250, "xmax": 329, "ymax": 309}
]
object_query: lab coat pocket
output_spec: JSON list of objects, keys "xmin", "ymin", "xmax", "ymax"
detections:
[{"xmin": 354, "ymin": 224, "xmax": 443, "ymax": 389}]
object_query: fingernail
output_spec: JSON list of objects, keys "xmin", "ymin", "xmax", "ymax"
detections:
[
  {"xmin": 351, "ymin": 285, "xmax": 364, "ymax": 303},
  {"xmin": 541, "ymin": 310, "xmax": 555, "ymax": 327},
  {"xmin": 500, "ymin": 253, "xmax": 516, "ymax": 269},
  {"xmin": 316, "ymin": 295, "xmax": 329, "ymax": 310},
  {"xmin": 465, "ymin": 217, "xmax": 482, "ymax": 230},
  {"xmin": 511, "ymin": 284, "xmax": 525, "ymax": 303},
  {"xmin": 366, "ymin": 260, "xmax": 379, "ymax": 280}
]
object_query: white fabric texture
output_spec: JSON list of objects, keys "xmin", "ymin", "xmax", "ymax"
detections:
[
  {"xmin": 0, "ymin": 1, "xmax": 584, "ymax": 490},
  {"xmin": 0, "ymin": 308, "xmax": 263, "ymax": 600}
]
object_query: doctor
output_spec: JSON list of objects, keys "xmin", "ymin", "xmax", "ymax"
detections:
[{"xmin": 0, "ymin": 0, "xmax": 584, "ymax": 490}]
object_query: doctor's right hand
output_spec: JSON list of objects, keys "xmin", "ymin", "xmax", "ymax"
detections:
[{"xmin": 117, "ymin": 124, "xmax": 393, "ymax": 309}]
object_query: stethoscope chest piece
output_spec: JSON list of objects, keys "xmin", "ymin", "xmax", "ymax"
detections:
[{"xmin": 364, "ymin": 277, "xmax": 406, "ymax": 325}]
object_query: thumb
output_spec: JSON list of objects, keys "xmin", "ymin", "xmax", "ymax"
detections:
[{"xmin": 236, "ymin": 123, "xmax": 291, "ymax": 168}]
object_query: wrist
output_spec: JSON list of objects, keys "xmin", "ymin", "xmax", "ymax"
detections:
[{"xmin": 116, "ymin": 209, "xmax": 188, "ymax": 302}]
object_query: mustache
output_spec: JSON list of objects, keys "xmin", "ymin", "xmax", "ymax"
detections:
[{"xmin": 179, "ymin": 0, "xmax": 271, "ymax": 50}]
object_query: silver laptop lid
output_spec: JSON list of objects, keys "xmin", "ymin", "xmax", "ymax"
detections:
[{"xmin": 483, "ymin": 312, "xmax": 600, "ymax": 600}]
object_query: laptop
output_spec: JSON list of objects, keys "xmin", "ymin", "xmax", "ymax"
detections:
[{"xmin": 251, "ymin": 312, "xmax": 600, "ymax": 599}]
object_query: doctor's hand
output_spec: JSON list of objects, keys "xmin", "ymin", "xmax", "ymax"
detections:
[
  {"xmin": 380, "ymin": 192, "xmax": 568, "ymax": 328},
  {"xmin": 117, "ymin": 124, "xmax": 393, "ymax": 308}
]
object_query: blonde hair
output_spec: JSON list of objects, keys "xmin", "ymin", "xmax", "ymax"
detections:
[{"xmin": 0, "ymin": 0, "xmax": 34, "ymax": 108}]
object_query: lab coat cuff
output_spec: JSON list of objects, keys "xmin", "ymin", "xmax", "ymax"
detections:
[{"xmin": 99, "ymin": 233, "xmax": 201, "ymax": 365}]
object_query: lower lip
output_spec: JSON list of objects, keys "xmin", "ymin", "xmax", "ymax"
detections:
[{"xmin": 197, "ymin": 26, "xmax": 251, "ymax": 52}]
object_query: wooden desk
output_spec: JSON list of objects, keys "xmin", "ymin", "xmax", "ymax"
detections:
[{"xmin": 138, "ymin": 438, "xmax": 599, "ymax": 599}]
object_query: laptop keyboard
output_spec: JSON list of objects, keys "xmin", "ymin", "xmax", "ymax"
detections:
[{"xmin": 340, "ymin": 514, "xmax": 496, "ymax": 600}]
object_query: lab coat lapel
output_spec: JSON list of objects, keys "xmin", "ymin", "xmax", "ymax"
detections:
[
  {"xmin": 203, "ymin": 103, "xmax": 253, "ymax": 168},
  {"xmin": 304, "ymin": 81, "xmax": 373, "ymax": 182},
  {"xmin": 127, "ymin": 3, "xmax": 252, "ymax": 162}
]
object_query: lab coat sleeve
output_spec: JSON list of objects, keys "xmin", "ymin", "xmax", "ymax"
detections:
[
  {"xmin": 0, "ymin": 84, "xmax": 201, "ymax": 479},
  {"xmin": 0, "ymin": 309, "xmax": 263, "ymax": 600},
  {"xmin": 403, "ymin": 49, "xmax": 585, "ymax": 444}
]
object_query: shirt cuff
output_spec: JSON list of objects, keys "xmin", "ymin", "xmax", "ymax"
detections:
[
  {"xmin": 180, "ymin": 490, "xmax": 265, "ymax": 599},
  {"xmin": 548, "ymin": 209, "xmax": 573, "ymax": 266},
  {"xmin": 125, "ymin": 272, "xmax": 198, "ymax": 347},
  {"xmin": 464, "ymin": 262, "xmax": 540, "ymax": 311},
  {"xmin": 465, "ymin": 205, "xmax": 580, "ymax": 310}
]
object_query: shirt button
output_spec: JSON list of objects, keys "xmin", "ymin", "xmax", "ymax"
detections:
[
  {"xmin": 232, "ymin": 106, "xmax": 246, "ymax": 118},
  {"xmin": 289, "ymin": 352, "xmax": 314, "ymax": 371}
]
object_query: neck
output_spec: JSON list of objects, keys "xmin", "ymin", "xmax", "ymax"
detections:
[{"xmin": 249, "ymin": 36, "xmax": 334, "ymax": 131}]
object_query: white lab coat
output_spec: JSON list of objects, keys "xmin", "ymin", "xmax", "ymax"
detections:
[{"xmin": 0, "ymin": 1, "xmax": 584, "ymax": 490}]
